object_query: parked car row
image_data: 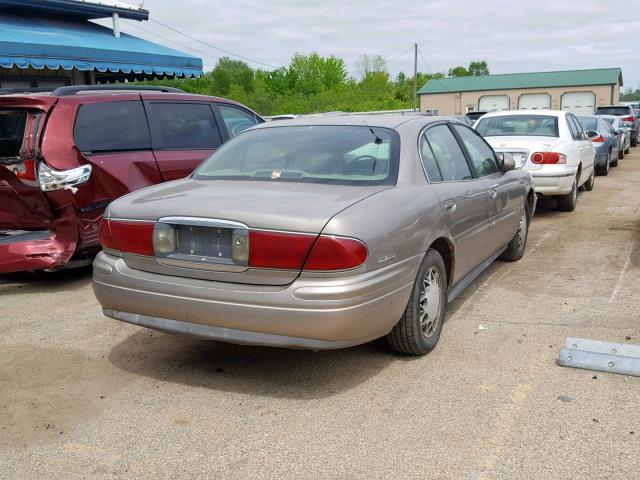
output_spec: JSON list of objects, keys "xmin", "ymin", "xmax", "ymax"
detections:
[{"xmin": 0, "ymin": 85, "xmax": 633, "ymax": 357}]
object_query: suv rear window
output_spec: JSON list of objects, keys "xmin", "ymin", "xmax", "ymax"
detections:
[
  {"xmin": 194, "ymin": 125, "xmax": 399, "ymax": 186},
  {"xmin": 475, "ymin": 115, "xmax": 559, "ymax": 137},
  {"xmin": 74, "ymin": 101, "xmax": 151, "ymax": 152},
  {"xmin": 595, "ymin": 106, "xmax": 632, "ymax": 116},
  {"xmin": 0, "ymin": 110, "xmax": 27, "ymax": 158},
  {"xmin": 146, "ymin": 103, "xmax": 222, "ymax": 150}
]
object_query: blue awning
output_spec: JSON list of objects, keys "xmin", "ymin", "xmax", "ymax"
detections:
[{"xmin": 0, "ymin": 13, "xmax": 202, "ymax": 78}]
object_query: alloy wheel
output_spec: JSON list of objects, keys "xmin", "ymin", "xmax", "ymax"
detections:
[{"xmin": 418, "ymin": 266, "xmax": 442, "ymax": 338}]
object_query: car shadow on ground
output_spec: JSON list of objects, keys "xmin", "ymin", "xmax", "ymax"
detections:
[
  {"xmin": 108, "ymin": 331, "xmax": 396, "ymax": 400},
  {"xmin": 107, "ymin": 259, "xmax": 509, "ymax": 400},
  {"xmin": 0, "ymin": 265, "xmax": 93, "ymax": 295}
]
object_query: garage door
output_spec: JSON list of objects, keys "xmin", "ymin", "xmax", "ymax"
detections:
[
  {"xmin": 561, "ymin": 92, "xmax": 596, "ymax": 114},
  {"xmin": 479, "ymin": 95, "xmax": 510, "ymax": 112},
  {"xmin": 519, "ymin": 93, "xmax": 551, "ymax": 110}
]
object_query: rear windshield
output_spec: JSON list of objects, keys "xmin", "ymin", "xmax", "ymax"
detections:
[
  {"xmin": 595, "ymin": 106, "xmax": 631, "ymax": 116},
  {"xmin": 0, "ymin": 110, "xmax": 27, "ymax": 158},
  {"xmin": 475, "ymin": 115, "xmax": 559, "ymax": 137},
  {"xmin": 577, "ymin": 116, "xmax": 598, "ymax": 131},
  {"xmin": 193, "ymin": 125, "xmax": 400, "ymax": 186}
]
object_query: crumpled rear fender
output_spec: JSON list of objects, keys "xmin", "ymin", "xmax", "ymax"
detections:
[{"xmin": 0, "ymin": 205, "xmax": 78, "ymax": 274}]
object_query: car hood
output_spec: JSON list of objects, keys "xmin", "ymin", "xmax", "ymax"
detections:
[{"xmin": 108, "ymin": 178, "xmax": 391, "ymax": 233}]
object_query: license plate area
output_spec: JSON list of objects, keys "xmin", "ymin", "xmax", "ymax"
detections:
[{"xmin": 155, "ymin": 217, "xmax": 249, "ymax": 270}]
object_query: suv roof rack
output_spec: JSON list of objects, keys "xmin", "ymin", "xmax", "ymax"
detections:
[
  {"xmin": 0, "ymin": 87, "xmax": 55, "ymax": 95},
  {"xmin": 51, "ymin": 85, "xmax": 185, "ymax": 96}
]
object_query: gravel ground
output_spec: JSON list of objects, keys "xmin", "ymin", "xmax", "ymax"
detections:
[{"xmin": 1, "ymin": 149, "xmax": 639, "ymax": 479}]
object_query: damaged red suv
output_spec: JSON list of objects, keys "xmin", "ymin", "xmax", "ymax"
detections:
[{"xmin": 0, "ymin": 85, "xmax": 262, "ymax": 274}]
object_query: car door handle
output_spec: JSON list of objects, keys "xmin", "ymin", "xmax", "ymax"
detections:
[{"xmin": 443, "ymin": 199, "xmax": 457, "ymax": 214}]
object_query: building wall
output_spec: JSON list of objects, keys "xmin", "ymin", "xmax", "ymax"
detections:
[{"xmin": 420, "ymin": 84, "xmax": 620, "ymax": 115}]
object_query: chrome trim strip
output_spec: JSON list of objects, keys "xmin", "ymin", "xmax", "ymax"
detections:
[
  {"xmin": 529, "ymin": 172, "xmax": 574, "ymax": 178},
  {"xmin": 158, "ymin": 216, "xmax": 249, "ymax": 229}
]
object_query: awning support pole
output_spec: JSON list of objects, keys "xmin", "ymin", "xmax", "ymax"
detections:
[{"xmin": 112, "ymin": 13, "xmax": 120, "ymax": 38}]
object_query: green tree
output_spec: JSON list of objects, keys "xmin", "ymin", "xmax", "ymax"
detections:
[
  {"xmin": 468, "ymin": 60, "xmax": 489, "ymax": 76},
  {"xmin": 448, "ymin": 66, "xmax": 469, "ymax": 77}
]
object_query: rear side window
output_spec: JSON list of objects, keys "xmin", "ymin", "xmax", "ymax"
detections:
[
  {"xmin": 423, "ymin": 124, "xmax": 473, "ymax": 182},
  {"xmin": 0, "ymin": 110, "xmax": 27, "ymax": 158},
  {"xmin": 595, "ymin": 106, "xmax": 632, "ymax": 116},
  {"xmin": 419, "ymin": 135, "xmax": 443, "ymax": 182},
  {"xmin": 74, "ymin": 101, "xmax": 151, "ymax": 152},
  {"xmin": 568, "ymin": 115, "xmax": 584, "ymax": 140},
  {"xmin": 146, "ymin": 103, "xmax": 222, "ymax": 150},
  {"xmin": 452, "ymin": 124, "xmax": 500, "ymax": 177},
  {"xmin": 217, "ymin": 105, "xmax": 261, "ymax": 137}
]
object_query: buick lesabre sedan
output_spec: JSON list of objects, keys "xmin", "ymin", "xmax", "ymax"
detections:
[{"xmin": 93, "ymin": 115, "xmax": 535, "ymax": 355}]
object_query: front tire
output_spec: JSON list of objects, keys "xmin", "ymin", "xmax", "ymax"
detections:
[
  {"xmin": 557, "ymin": 175, "xmax": 578, "ymax": 212},
  {"xmin": 499, "ymin": 204, "xmax": 529, "ymax": 261},
  {"xmin": 387, "ymin": 249, "xmax": 447, "ymax": 355},
  {"xmin": 596, "ymin": 154, "xmax": 610, "ymax": 176},
  {"xmin": 631, "ymin": 133, "xmax": 637, "ymax": 147}
]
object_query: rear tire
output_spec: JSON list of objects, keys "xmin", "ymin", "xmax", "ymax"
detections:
[
  {"xmin": 557, "ymin": 176, "xmax": 578, "ymax": 212},
  {"xmin": 596, "ymin": 154, "xmax": 610, "ymax": 176},
  {"xmin": 386, "ymin": 249, "xmax": 447, "ymax": 355},
  {"xmin": 499, "ymin": 204, "xmax": 529, "ymax": 262},
  {"xmin": 618, "ymin": 146, "xmax": 624, "ymax": 160},
  {"xmin": 631, "ymin": 134, "xmax": 637, "ymax": 147}
]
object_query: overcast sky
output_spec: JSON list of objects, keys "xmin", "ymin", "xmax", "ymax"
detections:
[{"xmin": 107, "ymin": 0, "xmax": 640, "ymax": 90}]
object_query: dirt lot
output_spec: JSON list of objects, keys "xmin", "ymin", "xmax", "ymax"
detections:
[{"xmin": 1, "ymin": 150, "xmax": 639, "ymax": 480}]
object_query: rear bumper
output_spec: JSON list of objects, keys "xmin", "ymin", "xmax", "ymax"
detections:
[
  {"xmin": 92, "ymin": 251, "xmax": 420, "ymax": 349},
  {"xmin": 528, "ymin": 168, "xmax": 576, "ymax": 196}
]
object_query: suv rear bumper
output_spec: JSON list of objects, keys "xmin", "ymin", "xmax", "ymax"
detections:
[{"xmin": 93, "ymin": 251, "xmax": 420, "ymax": 349}]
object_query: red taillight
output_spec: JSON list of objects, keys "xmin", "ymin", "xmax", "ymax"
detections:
[
  {"xmin": 303, "ymin": 235, "xmax": 368, "ymax": 271},
  {"xmin": 591, "ymin": 135, "xmax": 605, "ymax": 143},
  {"xmin": 622, "ymin": 116, "xmax": 636, "ymax": 123},
  {"xmin": 530, "ymin": 152, "xmax": 566, "ymax": 164},
  {"xmin": 106, "ymin": 220, "xmax": 155, "ymax": 256},
  {"xmin": 99, "ymin": 218, "xmax": 117, "ymax": 250},
  {"xmin": 248, "ymin": 230, "xmax": 368, "ymax": 271},
  {"xmin": 15, "ymin": 157, "xmax": 37, "ymax": 182},
  {"xmin": 248, "ymin": 230, "xmax": 316, "ymax": 269}
]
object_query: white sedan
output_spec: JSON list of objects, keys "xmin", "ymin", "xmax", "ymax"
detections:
[{"xmin": 474, "ymin": 110, "xmax": 596, "ymax": 211}]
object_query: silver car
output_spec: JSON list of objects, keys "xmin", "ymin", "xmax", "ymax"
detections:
[{"xmin": 93, "ymin": 116, "xmax": 535, "ymax": 355}]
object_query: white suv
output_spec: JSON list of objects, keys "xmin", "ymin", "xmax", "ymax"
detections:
[{"xmin": 474, "ymin": 110, "xmax": 596, "ymax": 211}]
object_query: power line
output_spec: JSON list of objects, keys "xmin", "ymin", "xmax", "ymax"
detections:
[
  {"xmin": 418, "ymin": 47, "xmax": 457, "ymax": 97},
  {"xmin": 123, "ymin": 20, "xmax": 220, "ymax": 65},
  {"xmin": 384, "ymin": 45, "xmax": 414, "ymax": 66},
  {"xmin": 149, "ymin": 18, "xmax": 280, "ymax": 69}
]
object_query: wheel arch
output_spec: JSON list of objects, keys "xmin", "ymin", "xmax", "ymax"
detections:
[{"xmin": 428, "ymin": 237, "xmax": 454, "ymax": 289}]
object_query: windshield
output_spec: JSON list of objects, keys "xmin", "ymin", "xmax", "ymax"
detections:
[
  {"xmin": 596, "ymin": 106, "xmax": 631, "ymax": 116},
  {"xmin": 577, "ymin": 117, "xmax": 598, "ymax": 131},
  {"xmin": 475, "ymin": 115, "xmax": 559, "ymax": 137},
  {"xmin": 193, "ymin": 125, "xmax": 399, "ymax": 185}
]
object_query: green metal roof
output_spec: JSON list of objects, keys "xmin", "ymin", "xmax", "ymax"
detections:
[{"xmin": 418, "ymin": 68, "xmax": 623, "ymax": 95}]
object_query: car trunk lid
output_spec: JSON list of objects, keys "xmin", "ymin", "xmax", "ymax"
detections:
[
  {"xmin": 108, "ymin": 179, "xmax": 388, "ymax": 285},
  {"xmin": 485, "ymin": 136, "xmax": 563, "ymax": 171}
]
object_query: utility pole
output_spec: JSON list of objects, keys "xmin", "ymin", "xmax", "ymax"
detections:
[{"xmin": 412, "ymin": 43, "xmax": 418, "ymax": 111}]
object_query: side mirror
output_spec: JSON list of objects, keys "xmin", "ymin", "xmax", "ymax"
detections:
[
  {"xmin": 616, "ymin": 129, "xmax": 624, "ymax": 135},
  {"xmin": 496, "ymin": 152, "xmax": 516, "ymax": 172},
  {"xmin": 585, "ymin": 130, "xmax": 600, "ymax": 140}
]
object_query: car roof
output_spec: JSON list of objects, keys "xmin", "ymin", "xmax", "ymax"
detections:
[
  {"xmin": 252, "ymin": 114, "xmax": 455, "ymax": 130},
  {"xmin": 479, "ymin": 110, "xmax": 564, "ymax": 119}
]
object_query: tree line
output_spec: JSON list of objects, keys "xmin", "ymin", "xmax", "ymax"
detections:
[{"xmin": 142, "ymin": 54, "xmax": 489, "ymax": 116}]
